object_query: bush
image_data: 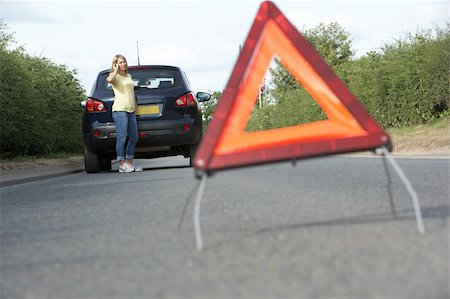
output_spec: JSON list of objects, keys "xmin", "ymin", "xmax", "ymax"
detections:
[
  {"xmin": 0, "ymin": 21, "xmax": 85, "ymax": 158},
  {"xmin": 348, "ymin": 25, "xmax": 449, "ymax": 127},
  {"xmin": 246, "ymin": 89, "xmax": 326, "ymax": 132}
]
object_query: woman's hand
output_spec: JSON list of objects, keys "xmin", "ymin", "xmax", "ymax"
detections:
[{"xmin": 107, "ymin": 64, "xmax": 119, "ymax": 83}]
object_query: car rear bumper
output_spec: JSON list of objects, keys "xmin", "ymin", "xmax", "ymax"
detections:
[{"xmin": 84, "ymin": 118, "xmax": 202, "ymax": 154}]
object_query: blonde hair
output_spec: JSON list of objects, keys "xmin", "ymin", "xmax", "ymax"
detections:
[{"xmin": 110, "ymin": 54, "xmax": 128, "ymax": 73}]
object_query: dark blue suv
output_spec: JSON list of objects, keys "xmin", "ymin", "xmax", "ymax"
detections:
[{"xmin": 81, "ymin": 65, "xmax": 211, "ymax": 173}]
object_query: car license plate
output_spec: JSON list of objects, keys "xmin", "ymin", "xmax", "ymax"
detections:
[{"xmin": 137, "ymin": 105, "xmax": 160, "ymax": 115}]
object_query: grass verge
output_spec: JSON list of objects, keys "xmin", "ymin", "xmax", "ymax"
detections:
[
  {"xmin": 388, "ymin": 117, "xmax": 449, "ymax": 154},
  {"xmin": 0, "ymin": 153, "xmax": 83, "ymax": 170}
]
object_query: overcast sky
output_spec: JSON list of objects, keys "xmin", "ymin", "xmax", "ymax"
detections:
[{"xmin": 1, "ymin": 0, "xmax": 448, "ymax": 94}]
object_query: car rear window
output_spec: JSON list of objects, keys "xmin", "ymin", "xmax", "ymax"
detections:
[{"xmin": 97, "ymin": 68, "xmax": 183, "ymax": 92}]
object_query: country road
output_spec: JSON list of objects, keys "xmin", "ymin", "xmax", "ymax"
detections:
[{"xmin": 1, "ymin": 156, "xmax": 448, "ymax": 298}]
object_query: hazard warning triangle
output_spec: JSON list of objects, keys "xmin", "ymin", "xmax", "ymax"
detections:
[{"xmin": 194, "ymin": 1, "xmax": 390, "ymax": 172}]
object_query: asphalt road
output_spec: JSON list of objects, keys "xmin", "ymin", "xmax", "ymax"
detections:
[{"xmin": 1, "ymin": 156, "xmax": 449, "ymax": 299}]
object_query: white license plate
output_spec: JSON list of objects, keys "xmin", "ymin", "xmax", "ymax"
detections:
[{"xmin": 137, "ymin": 105, "xmax": 160, "ymax": 115}]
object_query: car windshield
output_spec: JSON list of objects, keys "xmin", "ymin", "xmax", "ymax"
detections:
[{"xmin": 97, "ymin": 68, "xmax": 183, "ymax": 92}]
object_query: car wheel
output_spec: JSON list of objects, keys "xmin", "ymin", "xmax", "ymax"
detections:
[
  {"xmin": 84, "ymin": 146, "xmax": 101, "ymax": 173},
  {"xmin": 99, "ymin": 157, "xmax": 112, "ymax": 172},
  {"xmin": 189, "ymin": 144, "xmax": 198, "ymax": 167}
]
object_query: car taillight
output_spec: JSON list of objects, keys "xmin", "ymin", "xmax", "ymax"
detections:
[
  {"xmin": 174, "ymin": 93, "xmax": 196, "ymax": 107},
  {"xmin": 92, "ymin": 129, "xmax": 101, "ymax": 137},
  {"xmin": 86, "ymin": 98, "xmax": 106, "ymax": 112}
]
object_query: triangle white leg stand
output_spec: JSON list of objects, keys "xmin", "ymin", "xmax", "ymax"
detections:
[
  {"xmin": 194, "ymin": 173, "xmax": 208, "ymax": 251},
  {"xmin": 376, "ymin": 146, "xmax": 425, "ymax": 234}
]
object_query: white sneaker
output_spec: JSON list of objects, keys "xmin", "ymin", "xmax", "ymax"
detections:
[
  {"xmin": 119, "ymin": 163, "xmax": 134, "ymax": 173},
  {"xmin": 131, "ymin": 164, "xmax": 143, "ymax": 172}
]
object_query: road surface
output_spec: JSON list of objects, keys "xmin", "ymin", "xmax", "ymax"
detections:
[{"xmin": 1, "ymin": 156, "xmax": 448, "ymax": 298}]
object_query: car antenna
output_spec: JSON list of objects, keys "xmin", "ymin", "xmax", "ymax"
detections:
[{"xmin": 136, "ymin": 41, "xmax": 141, "ymax": 66}]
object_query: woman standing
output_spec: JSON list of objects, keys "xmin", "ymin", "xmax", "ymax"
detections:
[{"xmin": 106, "ymin": 54, "xmax": 142, "ymax": 173}]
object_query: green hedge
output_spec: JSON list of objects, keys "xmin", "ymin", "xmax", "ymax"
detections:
[
  {"xmin": 0, "ymin": 21, "xmax": 85, "ymax": 158},
  {"xmin": 347, "ymin": 26, "xmax": 449, "ymax": 127}
]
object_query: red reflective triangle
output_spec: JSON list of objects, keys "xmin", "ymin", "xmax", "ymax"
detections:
[{"xmin": 194, "ymin": 1, "xmax": 390, "ymax": 172}]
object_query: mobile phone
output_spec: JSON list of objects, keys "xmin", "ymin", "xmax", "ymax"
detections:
[{"xmin": 114, "ymin": 63, "xmax": 118, "ymax": 69}]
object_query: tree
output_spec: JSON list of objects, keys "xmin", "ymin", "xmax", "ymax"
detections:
[
  {"xmin": 0, "ymin": 19, "xmax": 15, "ymax": 50},
  {"xmin": 305, "ymin": 22, "xmax": 354, "ymax": 67},
  {"xmin": 269, "ymin": 22, "xmax": 354, "ymax": 103}
]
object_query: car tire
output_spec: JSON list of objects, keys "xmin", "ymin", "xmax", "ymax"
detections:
[
  {"xmin": 84, "ymin": 146, "xmax": 101, "ymax": 173},
  {"xmin": 99, "ymin": 157, "xmax": 112, "ymax": 172},
  {"xmin": 189, "ymin": 143, "xmax": 198, "ymax": 167}
]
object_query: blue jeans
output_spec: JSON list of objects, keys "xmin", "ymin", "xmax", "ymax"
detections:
[{"xmin": 112, "ymin": 111, "xmax": 139, "ymax": 161}]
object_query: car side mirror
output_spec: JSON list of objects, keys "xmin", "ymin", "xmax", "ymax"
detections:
[{"xmin": 196, "ymin": 92, "xmax": 211, "ymax": 102}]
